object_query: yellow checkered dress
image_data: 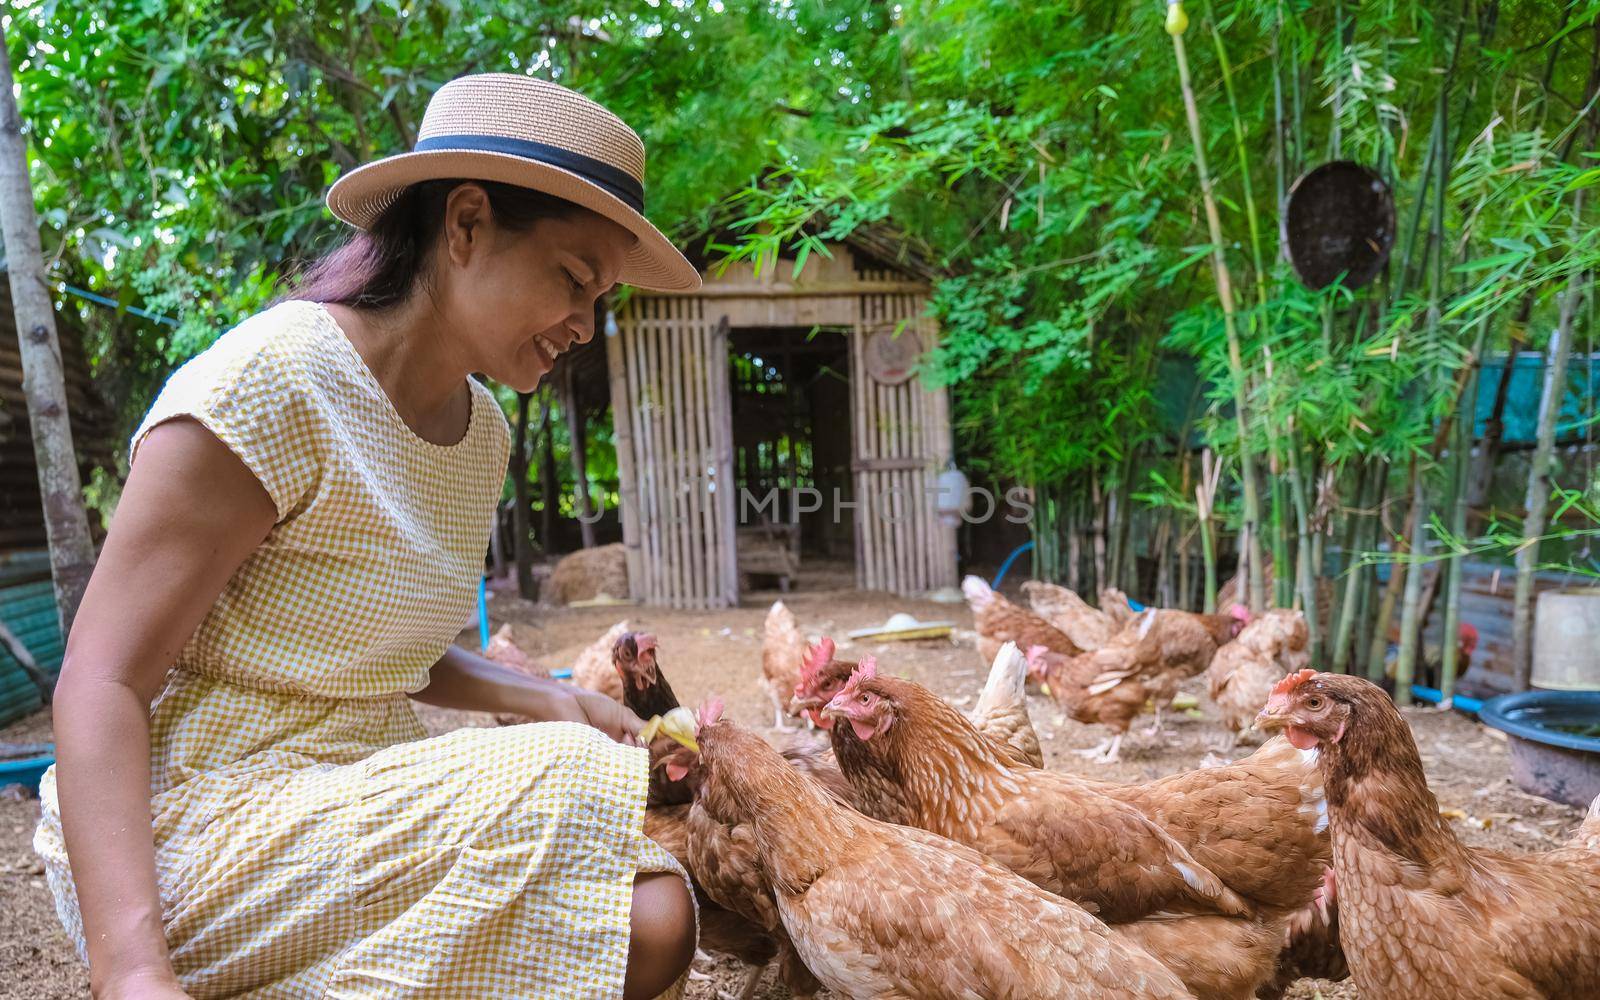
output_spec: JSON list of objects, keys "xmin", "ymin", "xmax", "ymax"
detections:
[{"xmin": 34, "ymin": 300, "xmax": 686, "ymax": 998}]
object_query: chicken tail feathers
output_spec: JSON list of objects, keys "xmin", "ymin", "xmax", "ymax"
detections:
[
  {"xmin": 961, "ymin": 574, "xmax": 996, "ymax": 610},
  {"xmin": 974, "ymin": 641, "xmax": 1028, "ymax": 718},
  {"xmin": 1570, "ymin": 792, "xmax": 1600, "ymax": 854}
]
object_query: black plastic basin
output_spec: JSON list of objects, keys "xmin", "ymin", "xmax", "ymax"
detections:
[{"xmin": 1480, "ymin": 691, "xmax": 1600, "ymax": 809}]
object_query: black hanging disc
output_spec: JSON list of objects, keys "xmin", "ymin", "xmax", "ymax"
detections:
[{"xmin": 1283, "ymin": 161, "xmax": 1395, "ymax": 290}]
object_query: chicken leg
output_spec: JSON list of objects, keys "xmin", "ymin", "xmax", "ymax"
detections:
[
  {"xmin": 1074, "ymin": 733, "xmax": 1124, "ymax": 763},
  {"xmin": 768, "ymin": 689, "xmax": 799, "ymax": 733}
]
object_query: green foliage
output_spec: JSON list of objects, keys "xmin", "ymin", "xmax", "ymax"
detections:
[{"xmin": 9, "ymin": 0, "xmax": 1600, "ymax": 570}]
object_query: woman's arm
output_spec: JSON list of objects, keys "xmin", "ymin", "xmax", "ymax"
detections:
[
  {"xmin": 53, "ymin": 420, "xmax": 278, "ymax": 999},
  {"xmin": 410, "ymin": 647, "xmax": 645, "ymax": 744}
]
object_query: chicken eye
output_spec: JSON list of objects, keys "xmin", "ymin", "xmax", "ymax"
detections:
[
  {"xmin": 1305, "ymin": 696, "xmax": 1324, "ymax": 710},
  {"xmin": 859, "ymin": 694, "xmax": 870, "ymax": 704}
]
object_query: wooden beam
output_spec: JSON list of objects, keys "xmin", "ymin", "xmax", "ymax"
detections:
[{"xmin": 655, "ymin": 280, "xmax": 931, "ymax": 298}]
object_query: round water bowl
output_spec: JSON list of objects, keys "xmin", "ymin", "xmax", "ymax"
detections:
[
  {"xmin": 0, "ymin": 743, "xmax": 54, "ymax": 796},
  {"xmin": 1480, "ymin": 692, "xmax": 1600, "ymax": 808}
]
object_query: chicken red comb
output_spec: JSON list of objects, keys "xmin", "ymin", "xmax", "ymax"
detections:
[
  {"xmin": 1026, "ymin": 644, "xmax": 1049, "ymax": 663},
  {"xmin": 835, "ymin": 657, "xmax": 879, "ymax": 700},
  {"xmin": 635, "ymin": 633, "xmax": 658, "ymax": 653},
  {"xmin": 1272, "ymin": 669, "xmax": 1318, "ymax": 698},
  {"xmin": 697, "ymin": 697, "xmax": 725, "ymax": 728},
  {"xmin": 800, "ymin": 638, "xmax": 836, "ymax": 686},
  {"xmin": 1227, "ymin": 603, "xmax": 1251, "ymax": 622}
]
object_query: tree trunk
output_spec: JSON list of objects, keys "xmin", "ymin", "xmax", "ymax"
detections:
[
  {"xmin": 512, "ymin": 392, "xmax": 535, "ymax": 600},
  {"xmin": 0, "ymin": 27, "xmax": 97, "ymax": 640},
  {"xmin": 560, "ymin": 365, "xmax": 596, "ymax": 549},
  {"xmin": 1512, "ymin": 263, "xmax": 1587, "ymax": 690}
]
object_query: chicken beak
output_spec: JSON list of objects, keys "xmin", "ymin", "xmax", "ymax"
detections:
[{"xmin": 1254, "ymin": 699, "xmax": 1291, "ymax": 732}]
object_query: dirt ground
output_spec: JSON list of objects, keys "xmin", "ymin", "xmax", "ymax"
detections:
[{"xmin": 0, "ymin": 574, "xmax": 1587, "ymax": 999}]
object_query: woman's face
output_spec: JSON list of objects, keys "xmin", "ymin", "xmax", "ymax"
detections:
[{"xmin": 434, "ymin": 184, "xmax": 636, "ymax": 392}]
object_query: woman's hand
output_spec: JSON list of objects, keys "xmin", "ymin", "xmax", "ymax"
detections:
[{"xmin": 568, "ymin": 687, "xmax": 647, "ymax": 746}]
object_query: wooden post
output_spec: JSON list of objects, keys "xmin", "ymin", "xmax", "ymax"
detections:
[
  {"xmin": 605, "ymin": 308, "xmax": 645, "ymax": 598},
  {"xmin": 511, "ymin": 392, "xmax": 535, "ymax": 599},
  {"xmin": 710, "ymin": 315, "xmax": 739, "ymax": 607},
  {"xmin": 0, "ymin": 25, "xmax": 96, "ymax": 639},
  {"xmin": 560, "ymin": 363, "xmax": 596, "ymax": 549}
]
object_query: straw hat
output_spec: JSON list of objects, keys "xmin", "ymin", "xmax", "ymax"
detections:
[{"xmin": 326, "ymin": 73, "xmax": 700, "ymax": 292}]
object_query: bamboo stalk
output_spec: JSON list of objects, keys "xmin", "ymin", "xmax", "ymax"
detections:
[
  {"xmin": 1330, "ymin": 462, "xmax": 1369, "ymax": 673},
  {"xmin": 1512, "ymin": 257, "xmax": 1588, "ymax": 690},
  {"xmin": 1198, "ymin": 448, "xmax": 1221, "ymax": 613},
  {"xmin": 1167, "ymin": 3, "xmax": 1267, "ymax": 613},
  {"xmin": 1392, "ymin": 474, "xmax": 1428, "ymax": 707},
  {"xmin": 1286, "ymin": 427, "xmax": 1321, "ymax": 661},
  {"xmin": 1439, "ymin": 325, "xmax": 1482, "ymax": 701},
  {"xmin": 1366, "ymin": 462, "xmax": 1412, "ymax": 682}
]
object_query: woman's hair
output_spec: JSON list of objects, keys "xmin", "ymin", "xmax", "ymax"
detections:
[{"xmin": 288, "ymin": 179, "xmax": 578, "ymax": 310}]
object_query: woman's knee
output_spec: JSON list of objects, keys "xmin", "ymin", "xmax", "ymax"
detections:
[{"xmin": 624, "ymin": 872, "xmax": 696, "ymax": 999}]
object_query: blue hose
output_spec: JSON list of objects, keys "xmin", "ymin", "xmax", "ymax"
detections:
[
  {"xmin": 477, "ymin": 576, "xmax": 490, "ymax": 652},
  {"xmin": 1410, "ymin": 684, "xmax": 1483, "ymax": 714},
  {"xmin": 991, "ymin": 541, "xmax": 1035, "ymax": 590}
]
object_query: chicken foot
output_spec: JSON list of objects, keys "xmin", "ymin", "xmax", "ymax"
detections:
[
  {"xmin": 715, "ymin": 962, "xmax": 766, "ymax": 1000},
  {"xmin": 1074, "ymin": 732, "xmax": 1125, "ymax": 763}
]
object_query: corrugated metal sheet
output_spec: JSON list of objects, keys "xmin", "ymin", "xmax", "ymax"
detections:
[{"xmin": 0, "ymin": 551, "xmax": 60, "ymax": 727}]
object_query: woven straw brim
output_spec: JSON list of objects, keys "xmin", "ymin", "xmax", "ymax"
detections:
[{"xmin": 326, "ymin": 150, "xmax": 700, "ymax": 293}]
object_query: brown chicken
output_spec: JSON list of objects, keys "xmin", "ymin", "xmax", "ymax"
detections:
[
  {"xmin": 659, "ymin": 706, "xmax": 1192, "ymax": 1000},
  {"xmin": 1100, "ymin": 587, "xmax": 1136, "ymax": 627},
  {"xmin": 824, "ymin": 665, "xmax": 1331, "ymax": 999},
  {"xmin": 820, "ymin": 662, "xmax": 1246, "ymax": 922},
  {"xmin": 761, "ymin": 600, "xmax": 811, "ymax": 731},
  {"xmin": 1257, "ymin": 670, "xmax": 1600, "ymax": 999},
  {"xmin": 1022, "ymin": 580, "xmax": 1120, "ymax": 651},
  {"xmin": 1205, "ymin": 610, "xmax": 1311, "ymax": 753},
  {"xmin": 570, "ymin": 619, "xmax": 628, "ymax": 702},
  {"xmin": 961, "ymin": 575, "xmax": 1081, "ymax": 669},
  {"xmin": 481, "ymin": 623, "xmax": 549, "ymax": 678},
  {"xmin": 642, "ymin": 804, "xmax": 783, "ymax": 998},
  {"xmin": 791, "ymin": 637, "xmax": 1041, "ymax": 769},
  {"xmin": 1029, "ymin": 606, "xmax": 1249, "ymax": 762},
  {"xmin": 634, "ymin": 646, "xmax": 839, "ymax": 1000}
]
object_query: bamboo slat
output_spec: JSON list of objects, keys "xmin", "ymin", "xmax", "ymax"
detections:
[{"xmin": 605, "ymin": 317, "xmax": 644, "ymax": 595}]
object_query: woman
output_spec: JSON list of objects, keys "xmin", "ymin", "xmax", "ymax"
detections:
[{"xmin": 34, "ymin": 74, "xmax": 702, "ymax": 999}]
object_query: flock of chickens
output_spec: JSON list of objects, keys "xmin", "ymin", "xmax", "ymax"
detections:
[{"xmin": 488, "ymin": 581, "xmax": 1600, "ymax": 1000}]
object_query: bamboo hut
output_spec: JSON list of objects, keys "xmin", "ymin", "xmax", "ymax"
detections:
[{"xmin": 607, "ymin": 227, "xmax": 957, "ymax": 608}]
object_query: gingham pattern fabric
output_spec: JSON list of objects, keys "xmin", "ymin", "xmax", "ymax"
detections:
[{"xmin": 33, "ymin": 300, "xmax": 686, "ymax": 998}]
